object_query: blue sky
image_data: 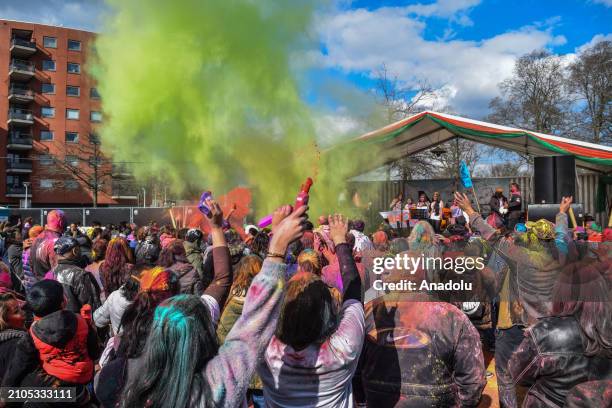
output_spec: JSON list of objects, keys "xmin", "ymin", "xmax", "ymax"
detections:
[{"xmin": 1, "ymin": 0, "xmax": 610, "ymax": 129}]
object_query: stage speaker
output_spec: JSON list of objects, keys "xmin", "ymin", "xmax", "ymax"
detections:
[
  {"xmin": 533, "ymin": 156, "xmax": 576, "ymax": 204},
  {"xmin": 527, "ymin": 203, "xmax": 584, "ymax": 224},
  {"xmin": 534, "ymin": 157, "xmax": 555, "ymax": 204},
  {"xmin": 554, "ymin": 155, "xmax": 576, "ymax": 201}
]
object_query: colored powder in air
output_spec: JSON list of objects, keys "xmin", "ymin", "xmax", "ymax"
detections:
[{"xmin": 91, "ymin": 0, "xmax": 339, "ymax": 215}]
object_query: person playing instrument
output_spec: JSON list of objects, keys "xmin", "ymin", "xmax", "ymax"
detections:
[{"xmin": 489, "ymin": 188, "xmax": 508, "ymax": 228}]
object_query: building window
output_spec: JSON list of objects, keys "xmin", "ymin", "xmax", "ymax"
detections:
[
  {"xmin": 42, "ymin": 83, "xmax": 55, "ymax": 94},
  {"xmin": 90, "ymin": 88, "xmax": 100, "ymax": 99},
  {"xmin": 41, "ymin": 106, "xmax": 55, "ymax": 118},
  {"xmin": 42, "ymin": 60, "xmax": 56, "ymax": 71},
  {"xmin": 40, "ymin": 179, "xmax": 54, "ymax": 189},
  {"xmin": 43, "ymin": 36, "xmax": 57, "ymax": 48},
  {"xmin": 67, "ymin": 39, "xmax": 81, "ymax": 51},
  {"xmin": 66, "ymin": 85, "xmax": 80, "ymax": 97},
  {"xmin": 67, "ymin": 62, "xmax": 80, "ymax": 74},
  {"xmin": 66, "ymin": 109, "xmax": 79, "ymax": 120},
  {"xmin": 39, "ymin": 154, "xmax": 53, "ymax": 166},
  {"xmin": 65, "ymin": 132, "xmax": 79, "ymax": 143},
  {"xmin": 64, "ymin": 180, "xmax": 79, "ymax": 190},
  {"xmin": 40, "ymin": 131, "xmax": 54, "ymax": 141},
  {"xmin": 65, "ymin": 155, "xmax": 79, "ymax": 167},
  {"xmin": 90, "ymin": 111, "xmax": 102, "ymax": 122}
]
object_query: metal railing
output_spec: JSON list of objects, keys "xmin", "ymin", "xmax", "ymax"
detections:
[
  {"xmin": 11, "ymin": 38, "xmax": 36, "ymax": 49},
  {"xmin": 7, "ymin": 134, "xmax": 33, "ymax": 146},
  {"xmin": 9, "ymin": 59, "xmax": 35, "ymax": 72},
  {"xmin": 6, "ymin": 160, "xmax": 33, "ymax": 170},
  {"xmin": 8, "ymin": 108, "xmax": 33, "ymax": 121},
  {"xmin": 6, "ymin": 186, "xmax": 28, "ymax": 195},
  {"xmin": 9, "ymin": 85, "xmax": 34, "ymax": 98}
]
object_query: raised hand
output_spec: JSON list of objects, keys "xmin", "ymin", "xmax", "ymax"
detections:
[
  {"xmin": 454, "ymin": 192, "xmax": 475, "ymax": 214},
  {"xmin": 205, "ymin": 198, "xmax": 224, "ymax": 229},
  {"xmin": 559, "ymin": 196, "xmax": 573, "ymax": 214},
  {"xmin": 268, "ymin": 205, "xmax": 308, "ymax": 258},
  {"xmin": 328, "ymin": 214, "xmax": 348, "ymax": 245}
]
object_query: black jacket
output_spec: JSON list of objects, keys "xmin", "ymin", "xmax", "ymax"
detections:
[
  {"xmin": 0, "ymin": 329, "xmax": 27, "ymax": 380},
  {"xmin": 508, "ymin": 192, "xmax": 522, "ymax": 219},
  {"xmin": 489, "ymin": 195, "xmax": 507, "ymax": 216},
  {"xmin": 53, "ymin": 259, "xmax": 101, "ymax": 313},
  {"xmin": 354, "ymin": 292, "xmax": 486, "ymax": 407},
  {"xmin": 509, "ymin": 316, "xmax": 611, "ymax": 407}
]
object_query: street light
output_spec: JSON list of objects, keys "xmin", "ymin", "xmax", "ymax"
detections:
[
  {"xmin": 142, "ymin": 187, "xmax": 147, "ymax": 208},
  {"xmin": 22, "ymin": 182, "xmax": 30, "ymax": 208}
]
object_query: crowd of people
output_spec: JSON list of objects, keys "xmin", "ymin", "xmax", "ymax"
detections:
[{"xmin": 0, "ymin": 188, "xmax": 609, "ymax": 408}]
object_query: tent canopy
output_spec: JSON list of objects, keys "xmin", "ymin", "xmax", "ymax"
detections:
[{"xmin": 344, "ymin": 111, "xmax": 612, "ymax": 174}]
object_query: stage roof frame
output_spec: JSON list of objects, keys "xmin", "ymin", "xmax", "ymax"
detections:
[{"xmin": 345, "ymin": 111, "xmax": 612, "ymax": 174}]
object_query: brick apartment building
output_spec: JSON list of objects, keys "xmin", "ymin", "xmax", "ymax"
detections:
[{"xmin": 0, "ymin": 19, "xmax": 139, "ymax": 208}]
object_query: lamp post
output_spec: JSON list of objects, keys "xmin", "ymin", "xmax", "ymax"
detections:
[
  {"xmin": 23, "ymin": 181, "xmax": 30, "ymax": 208},
  {"xmin": 142, "ymin": 187, "xmax": 146, "ymax": 208}
]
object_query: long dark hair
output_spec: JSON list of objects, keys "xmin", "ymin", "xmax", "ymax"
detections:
[
  {"xmin": 275, "ymin": 272, "xmax": 338, "ymax": 350},
  {"xmin": 100, "ymin": 237, "xmax": 134, "ymax": 294},
  {"xmin": 120, "ymin": 295, "xmax": 218, "ymax": 408},
  {"xmin": 553, "ymin": 262, "xmax": 612, "ymax": 358}
]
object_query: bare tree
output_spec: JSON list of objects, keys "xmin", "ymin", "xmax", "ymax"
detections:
[
  {"xmin": 474, "ymin": 161, "xmax": 529, "ymax": 178},
  {"xmin": 35, "ymin": 134, "xmax": 112, "ymax": 207},
  {"xmin": 374, "ymin": 64, "xmax": 482, "ymax": 181},
  {"xmin": 488, "ymin": 50, "xmax": 571, "ymax": 135},
  {"xmin": 568, "ymin": 40, "xmax": 612, "ymax": 144}
]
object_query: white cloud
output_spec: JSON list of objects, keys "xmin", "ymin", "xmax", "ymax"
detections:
[
  {"xmin": 0, "ymin": 0, "xmax": 107, "ymax": 32},
  {"xmin": 402, "ymin": 0, "xmax": 482, "ymax": 26},
  {"xmin": 317, "ymin": 6, "xmax": 569, "ymax": 118},
  {"xmin": 592, "ymin": 0, "xmax": 612, "ymax": 7}
]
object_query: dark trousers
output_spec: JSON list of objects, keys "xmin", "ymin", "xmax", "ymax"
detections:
[{"xmin": 495, "ymin": 325, "xmax": 525, "ymax": 408}]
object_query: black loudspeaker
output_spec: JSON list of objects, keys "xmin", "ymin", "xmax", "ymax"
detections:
[
  {"xmin": 533, "ymin": 156, "xmax": 576, "ymax": 204},
  {"xmin": 534, "ymin": 157, "xmax": 556, "ymax": 204},
  {"xmin": 554, "ymin": 156, "xmax": 576, "ymax": 201},
  {"xmin": 527, "ymin": 203, "xmax": 584, "ymax": 224}
]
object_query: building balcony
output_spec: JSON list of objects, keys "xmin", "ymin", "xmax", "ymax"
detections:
[
  {"xmin": 111, "ymin": 164, "xmax": 132, "ymax": 178},
  {"xmin": 6, "ymin": 160, "xmax": 33, "ymax": 173},
  {"xmin": 7, "ymin": 108, "xmax": 34, "ymax": 125},
  {"xmin": 9, "ymin": 59, "xmax": 35, "ymax": 81},
  {"xmin": 7, "ymin": 133, "xmax": 33, "ymax": 150},
  {"xmin": 111, "ymin": 181, "xmax": 138, "ymax": 199},
  {"xmin": 10, "ymin": 38, "xmax": 37, "ymax": 57},
  {"xmin": 5, "ymin": 186, "xmax": 31, "ymax": 198},
  {"xmin": 8, "ymin": 85, "xmax": 34, "ymax": 103}
]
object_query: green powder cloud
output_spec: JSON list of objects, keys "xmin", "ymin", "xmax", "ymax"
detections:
[{"xmin": 92, "ymin": 0, "xmax": 381, "ymax": 217}]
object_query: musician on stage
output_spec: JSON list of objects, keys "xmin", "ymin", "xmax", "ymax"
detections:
[
  {"xmin": 429, "ymin": 191, "xmax": 445, "ymax": 232},
  {"xmin": 488, "ymin": 187, "xmax": 508, "ymax": 228},
  {"xmin": 389, "ymin": 191, "xmax": 404, "ymax": 211},
  {"xmin": 416, "ymin": 192, "xmax": 430, "ymax": 210},
  {"xmin": 507, "ymin": 183, "xmax": 522, "ymax": 230}
]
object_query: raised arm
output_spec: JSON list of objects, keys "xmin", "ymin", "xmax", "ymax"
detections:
[
  {"xmin": 555, "ymin": 196, "xmax": 572, "ymax": 266},
  {"xmin": 329, "ymin": 214, "xmax": 362, "ymax": 303},
  {"xmin": 203, "ymin": 198, "xmax": 232, "ymax": 307},
  {"xmin": 455, "ymin": 192, "xmax": 498, "ymax": 241},
  {"xmin": 202, "ymin": 205, "xmax": 308, "ymax": 407}
]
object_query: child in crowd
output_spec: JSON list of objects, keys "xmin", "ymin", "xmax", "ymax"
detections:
[{"xmin": 2, "ymin": 280, "xmax": 101, "ymax": 404}]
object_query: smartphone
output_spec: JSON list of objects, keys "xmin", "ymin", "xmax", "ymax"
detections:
[{"xmin": 198, "ymin": 191, "xmax": 213, "ymax": 216}]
